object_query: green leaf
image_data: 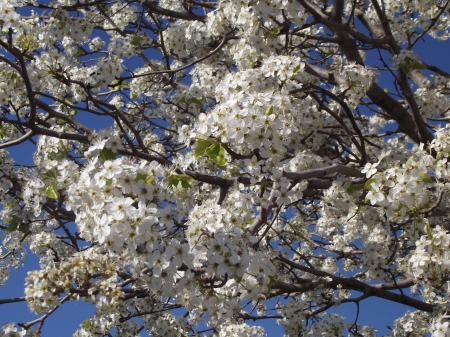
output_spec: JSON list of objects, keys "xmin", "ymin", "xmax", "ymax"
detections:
[
  {"xmin": 135, "ymin": 173, "xmax": 147, "ymax": 182},
  {"xmin": 82, "ymin": 319, "xmax": 92, "ymax": 330},
  {"xmin": 412, "ymin": 62, "xmax": 426, "ymax": 70},
  {"xmin": 111, "ymin": 79, "xmax": 128, "ymax": 90},
  {"xmin": 343, "ymin": 181, "xmax": 352, "ymax": 191},
  {"xmin": 206, "ymin": 143, "xmax": 221, "ymax": 158},
  {"xmin": 364, "ymin": 177, "xmax": 377, "ymax": 190},
  {"xmin": 11, "ymin": 73, "xmax": 17, "ymax": 87},
  {"xmin": 45, "ymin": 183, "xmax": 59, "ymax": 199},
  {"xmin": 131, "ymin": 35, "xmax": 142, "ymax": 46},
  {"xmin": 292, "ymin": 64, "xmax": 301, "ymax": 73},
  {"xmin": 59, "ymin": 20, "xmax": 67, "ymax": 31},
  {"xmin": 167, "ymin": 174, "xmax": 194, "ymax": 189},
  {"xmin": 190, "ymin": 97, "xmax": 203, "ymax": 107},
  {"xmin": 234, "ymin": 276, "xmax": 243, "ymax": 283},
  {"xmin": 347, "ymin": 183, "xmax": 365, "ymax": 195},
  {"xmin": 100, "ymin": 148, "xmax": 118, "ymax": 161},
  {"xmin": 265, "ymin": 105, "xmax": 273, "ymax": 116},
  {"xmin": 181, "ymin": 180, "xmax": 190, "ymax": 188},
  {"xmin": 426, "ymin": 223, "xmax": 433, "ymax": 240},
  {"xmin": 18, "ymin": 224, "xmax": 29, "ymax": 234},
  {"xmin": 215, "ymin": 147, "xmax": 227, "ymax": 166},
  {"xmin": 195, "ymin": 139, "xmax": 213, "ymax": 157},
  {"xmin": 206, "ymin": 144, "xmax": 227, "ymax": 168},
  {"xmin": 195, "ymin": 140, "xmax": 228, "ymax": 169},
  {"xmin": 42, "ymin": 168, "xmax": 58, "ymax": 181},
  {"xmin": 76, "ymin": 48, "xmax": 84, "ymax": 58},
  {"xmin": 273, "ymin": 27, "xmax": 280, "ymax": 35},
  {"xmin": 135, "ymin": 173, "xmax": 152, "ymax": 185},
  {"xmin": 405, "ymin": 156, "xmax": 415, "ymax": 168},
  {"xmin": 419, "ymin": 172, "xmax": 433, "ymax": 184},
  {"xmin": 6, "ymin": 216, "xmax": 19, "ymax": 232},
  {"xmin": 399, "ymin": 63, "xmax": 409, "ymax": 73}
]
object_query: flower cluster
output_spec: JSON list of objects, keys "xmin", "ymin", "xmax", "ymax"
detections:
[{"xmin": 0, "ymin": 323, "xmax": 28, "ymax": 337}]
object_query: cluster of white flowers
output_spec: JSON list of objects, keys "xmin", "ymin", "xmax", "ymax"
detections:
[
  {"xmin": 276, "ymin": 300, "xmax": 308, "ymax": 335},
  {"xmin": 0, "ymin": 65, "xmax": 25, "ymax": 106},
  {"xmin": 67, "ymin": 157, "xmax": 166, "ymax": 250},
  {"xmin": 0, "ymin": 323, "xmax": 27, "ymax": 337},
  {"xmin": 187, "ymin": 197, "xmax": 274, "ymax": 278},
  {"xmin": 102, "ymin": 3, "xmax": 138, "ymax": 31},
  {"xmin": 0, "ymin": 0, "xmax": 22, "ymax": 30},
  {"xmin": 191, "ymin": 62, "xmax": 326, "ymax": 163},
  {"xmin": 391, "ymin": 50, "xmax": 423, "ymax": 69},
  {"xmin": 409, "ymin": 225, "xmax": 450, "ymax": 279},
  {"xmin": 388, "ymin": 310, "xmax": 430, "ymax": 336},
  {"xmin": 217, "ymin": 322, "xmax": 266, "ymax": 337},
  {"xmin": 147, "ymin": 313, "xmax": 190, "ymax": 336},
  {"xmin": 339, "ymin": 63, "xmax": 375, "ymax": 108},
  {"xmin": 431, "ymin": 314, "xmax": 450, "ymax": 337},
  {"xmin": 25, "ymin": 248, "xmax": 120, "ymax": 314}
]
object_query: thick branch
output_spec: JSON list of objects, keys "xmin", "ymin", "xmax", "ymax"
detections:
[
  {"xmin": 35, "ymin": 99, "xmax": 93, "ymax": 135},
  {"xmin": 302, "ymin": 63, "xmax": 433, "ymax": 143},
  {"xmin": 283, "ymin": 164, "xmax": 365, "ymax": 182},
  {"xmin": 0, "ymin": 297, "xmax": 26, "ymax": 304},
  {"xmin": 141, "ymin": 0, "xmax": 206, "ymax": 21},
  {"xmin": 277, "ymin": 256, "xmax": 434, "ymax": 312},
  {"xmin": 0, "ymin": 130, "xmax": 35, "ymax": 150}
]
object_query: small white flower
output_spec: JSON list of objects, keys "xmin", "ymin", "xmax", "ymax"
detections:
[{"xmin": 361, "ymin": 162, "xmax": 379, "ymax": 178}]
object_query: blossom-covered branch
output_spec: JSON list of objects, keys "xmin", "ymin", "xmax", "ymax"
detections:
[{"xmin": 1, "ymin": 0, "xmax": 450, "ymax": 336}]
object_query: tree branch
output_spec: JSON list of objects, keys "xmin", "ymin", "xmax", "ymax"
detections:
[{"xmin": 276, "ymin": 256, "xmax": 434, "ymax": 312}]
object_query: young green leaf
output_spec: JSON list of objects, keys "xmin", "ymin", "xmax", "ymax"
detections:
[
  {"xmin": 18, "ymin": 224, "xmax": 30, "ymax": 234},
  {"xmin": 131, "ymin": 35, "xmax": 142, "ymax": 46},
  {"xmin": 364, "ymin": 177, "xmax": 377, "ymax": 190},
  {"xmin": 347, "ymin": 183, "xmax": 365, "ymax": 196},
  {"xmin": 419, "ymin": 172, "xmax": 433, "ymax": 184},
  {"xmin": 43, "ymin": 168, "xmax": 58, "ymax": 181},
  {"xmin": 213, "ymin": 146, "xmax": 227, "ymax": 167},
  {"xmin": 100, "ymin": 148, "xmax": 118, "ymax": 161},
  {"xmin": 195, "ymin": 139, "xmax": 213, "ymax": 157},
  {"xmin": 412, "ymin": 62, "xmax": 426, "ymax": 70},
  {"xmin": 167, "ymin": 174, "xmax": 194, "ymax": 189},
  {"xmin": 6, "ymin": 216, "xmax": 19, "ymax": 232},
  {"xmin": 205, "ymin": 143, "xmax": 221, "ymax": 158},
  {"xmin": 45, "ymin": 183, "xmax": 59, "ymax": 199},
  {"xmin": 425, "ymin": 223, "xmax": 433, "ymax": 240},
  {"xmin": 135, "ymin": 173, "xmax": 147, "ymax": 182}
]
